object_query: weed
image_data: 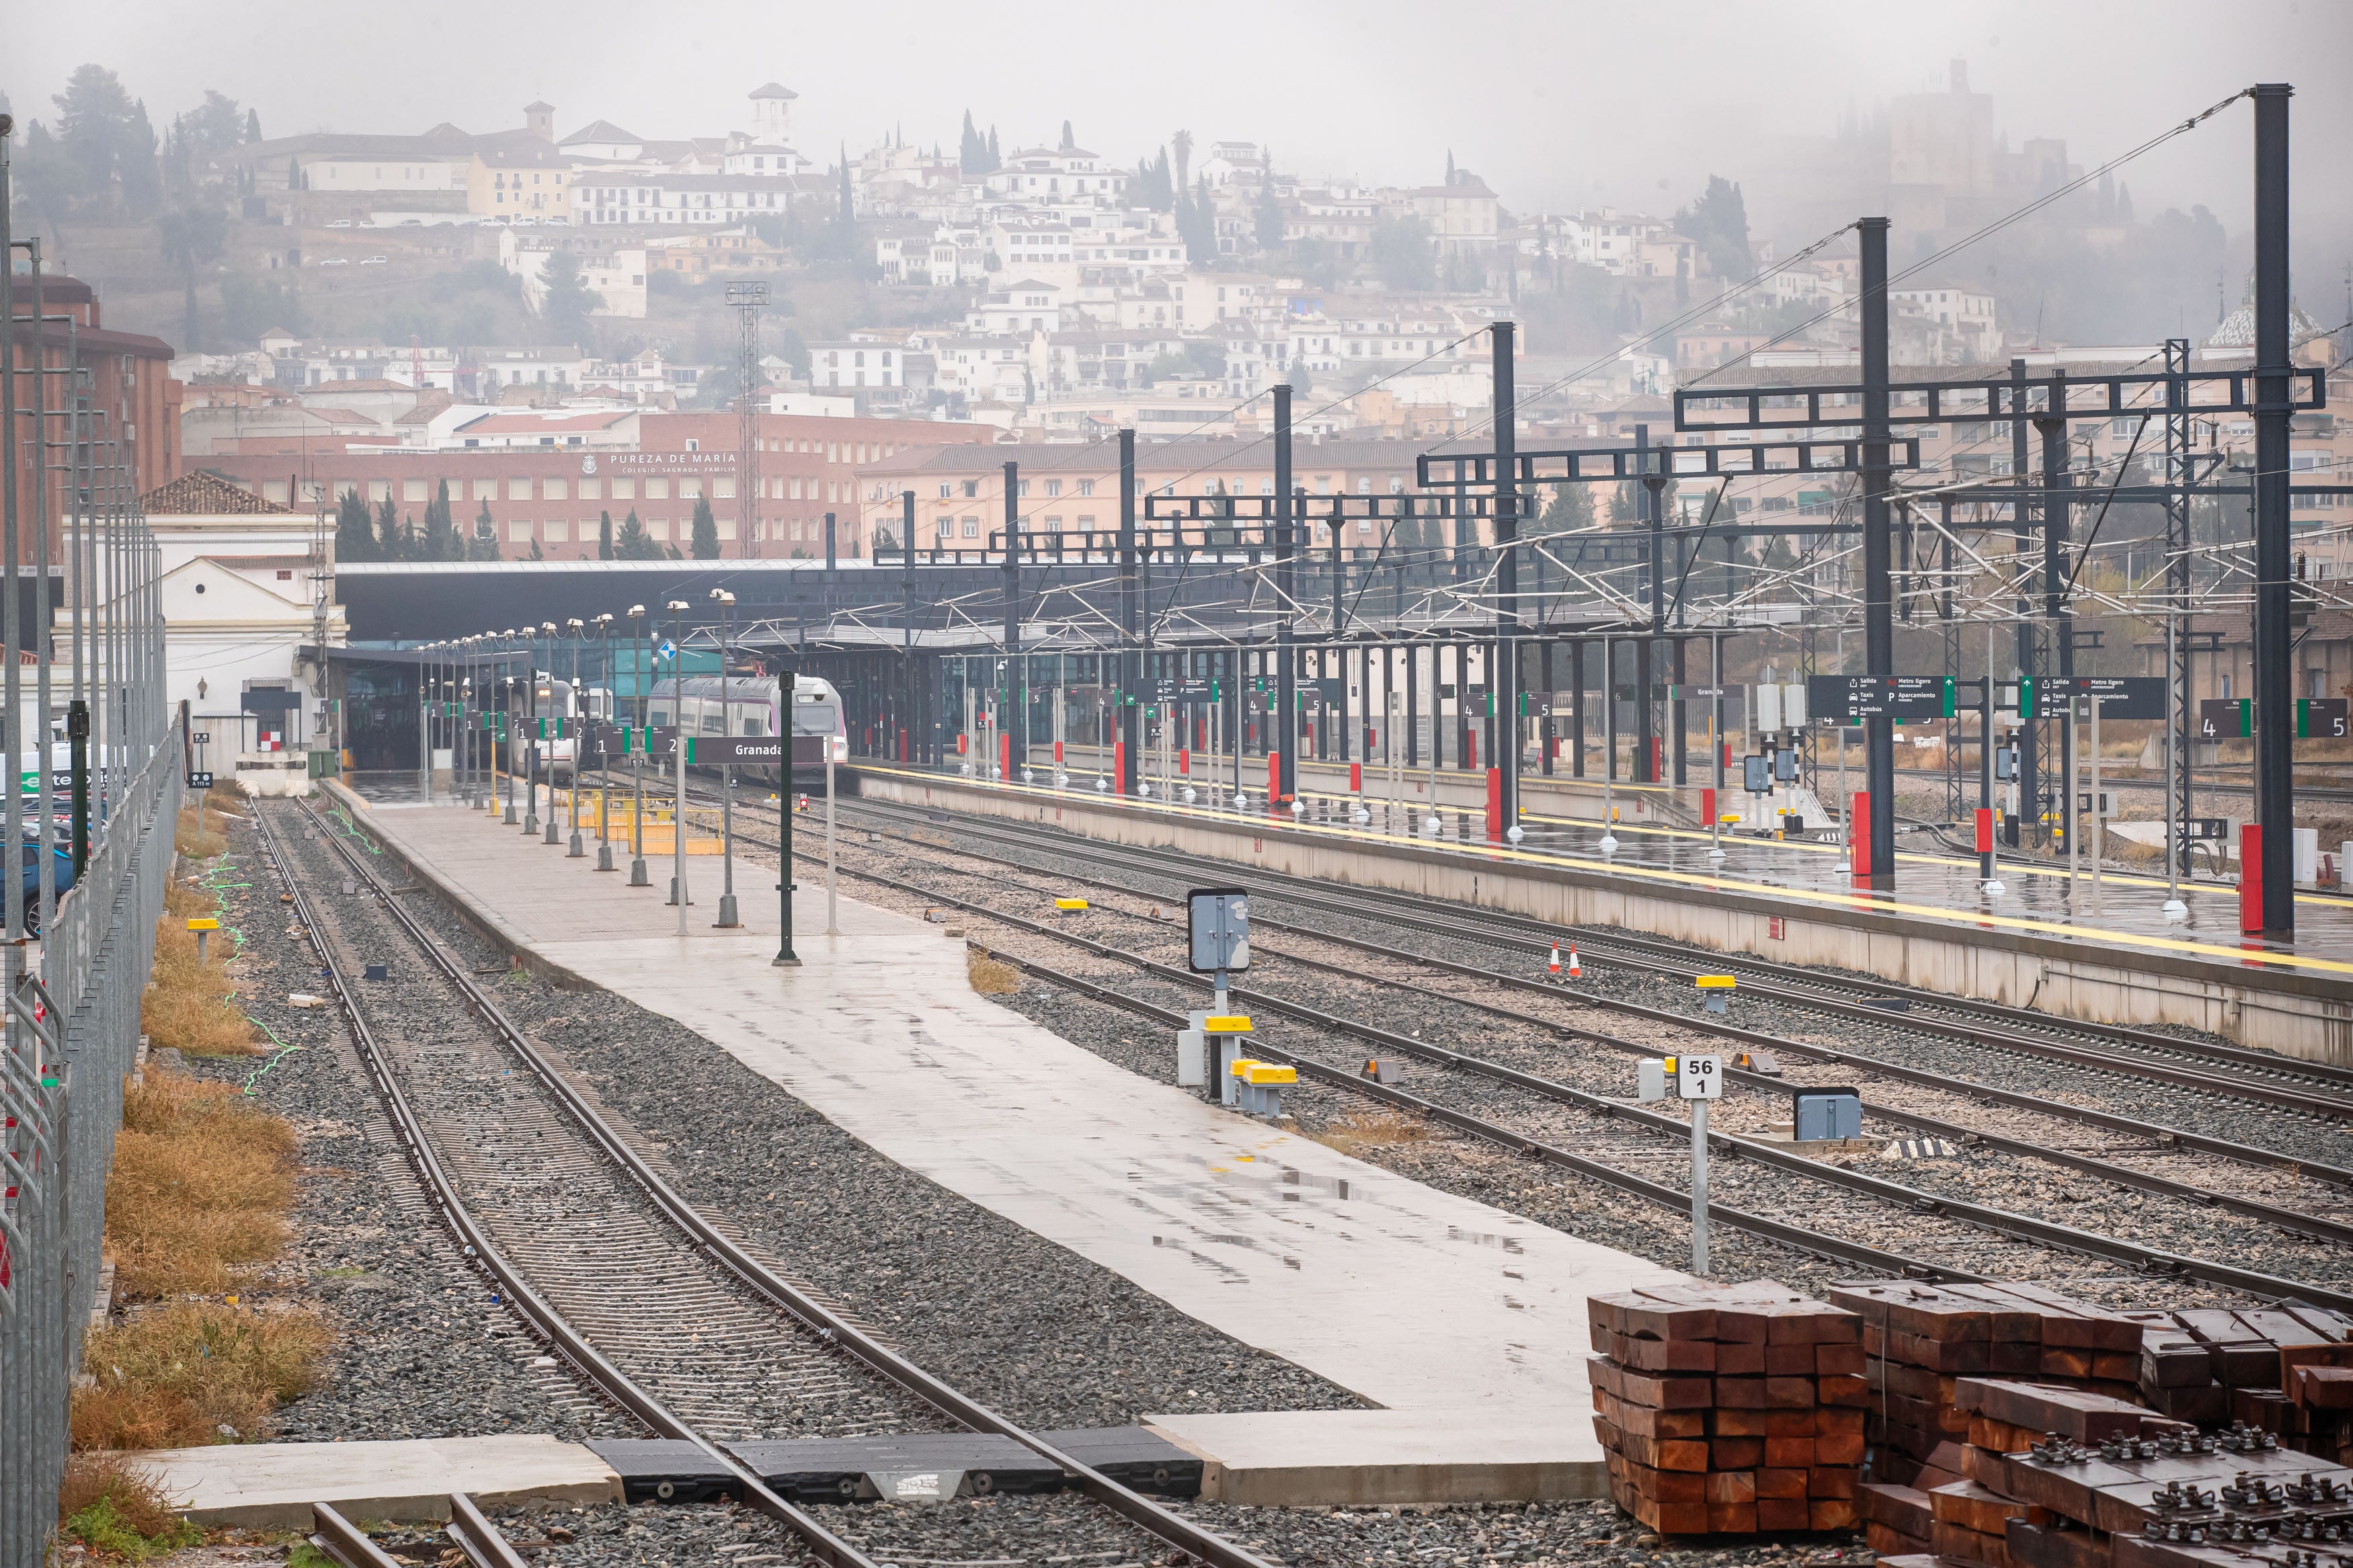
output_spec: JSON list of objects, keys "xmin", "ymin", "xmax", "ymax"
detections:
[
  {"xmin": 965, "ymin": 949, "xmax": 1019, "ymax": 995},
  {"xmin": 173, "ymin": 804, "xmax": 228, "ymax": 860},
  {"xmin": 106, "ymin": 1070, "xmax": 294, "ymax": 1298},
  {"xmin": 1308, "ymin": 1110, "xmax": 1433, "ymax": 1157},
  {"xmin": 286, "ymin": 1543, "xmax": 340, "ymax": 1568},
  {"xmin": 57, "ymin": 1452, "xmax": 196, "ymax": 1559},
  {"xmin": 73, "ymin": 1301, "xmax": 330, "ymax": 1450},
  {"xmin": 143, "ymin": 912, "xmax": 258, "ymax": 1057}
]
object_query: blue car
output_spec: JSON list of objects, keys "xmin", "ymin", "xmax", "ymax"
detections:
[{"xmin": 19, "ymin": 836, "xmax": 77, "ymax": 937}]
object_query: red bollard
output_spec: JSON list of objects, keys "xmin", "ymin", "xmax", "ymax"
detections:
[
  {"xmin": 2241, "ymin": 823, "xmax": 2264, "ymax": 934},
  {"xmin": 1179, "ymin": 748, "xmax": 1190, "ymax": 776},
  {"xmin": 1113, "ymin": 739, "xmax": 1126, "ymax": 791},
  {"xmin": 1053, "ymin": 739, "xmax": 1064, "ymax": 764},
  {"xmin": 1974, "ymin": 807, "xmax": 1993, "ymax": 882},
  {"xmin": 1349, "ymin": 761, "xmax": 1362, "ymax": 794},
  {"xmin": 1468, "ymin": 729, "xmax": 1478, "ymax": 771},
  {"xmin": 1702, "ymin": 786, "xmax": 1716, "ymax": 827},
  {"xmin": 1267, "ymin": 752, "xmax": 1281, "ymax": 809},
  {"xmin": 999, "ymin": 732, "xmax": 1011, "ymax": 781},
  {"xmin": 1485, "ymin": 768, "xmax": 1503, "ymax": 841},
  {"xmin": 1849, "ymin": 790, "xmax": 1871, "ymax": 876}
]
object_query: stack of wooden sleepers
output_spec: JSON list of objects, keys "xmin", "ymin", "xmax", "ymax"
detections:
[
  {"xmin": 1828, "ymin": 1280, "xmax": 2149, "ymax": 1490},
  {"xmin": 2128, "ymin": 1303, "xmax": 2353, "ymax": 1462},
  {"xmin": 1862, "ymin": 1375, "xmax": 2352, "ymax": 1568},
  {"xmin": 1588, "ymin": 1280, "xmax": 1868, "ymax": 1535}
]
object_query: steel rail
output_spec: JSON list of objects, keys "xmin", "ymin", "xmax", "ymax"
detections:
[
  {"xmin": 834, "ymin": 804, "xmax": 2353, "ymax": 1192},
  {"xmin": 801, "ymin": 843, "xmax": 2353, "ymax": 1314},
  {"xmin": 255, "ymin": 807, "xmax": 885, "ymax": 1568},
  {"xmin": 835, "ymin": 795, "xmax": 2353, "ymax": 1113},
  {"xmin": 447, "ymin": 1492, "xmax": 533, "ymax": 1568},
  {"xmin": 297, "ymin": 800, "xmax": 1273, "ymax": 1568},
  {"xmin": 309, "ymin": 1503, "xmax": 407, "ymax": 1568}
]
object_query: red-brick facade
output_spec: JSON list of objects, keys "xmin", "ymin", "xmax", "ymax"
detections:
[{"xmin": 201, "ymin": 411, "xmax": 991, "ymax": 560}]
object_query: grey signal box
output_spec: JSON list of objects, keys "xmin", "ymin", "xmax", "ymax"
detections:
[
  {"xmin": 1793, "ymin": 1087, "xmax": 1862, "ymax": 1142},
  {"xmin": 1187, "ymin": 887, "xmax": 1250, "ymax": 973}
]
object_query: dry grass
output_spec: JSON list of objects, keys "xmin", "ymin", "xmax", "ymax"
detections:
[
  {"xmin": 966, "ymin": 949, "xmax": 1020, "ymax": 995},
  {"xmin": 142, "ymin": 897, "xmax": 258, "ymax": 1057},
  {"xmin": 1309, "ymin": 1108, "xmax": 1434, "ymax": 1157},
  {"xmin": 173, "ymin": 804, "xmax": 227, "ymax": 860},
  {"xmin": 104, "ymin": 1070, "xmax": 295, "ymax": 1298},
  {"xmin": 72, "ymin": 1301, "xmax": 330, "ymax": 1451},
  {"xmin": 57, "ymin": 1452, "xmax": 196, "ymax": 1559}
]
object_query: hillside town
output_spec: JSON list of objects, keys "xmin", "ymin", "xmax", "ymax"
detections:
[{"xmin": 13, "ymin": 60, "xmax": 2342, "ymax": 569}]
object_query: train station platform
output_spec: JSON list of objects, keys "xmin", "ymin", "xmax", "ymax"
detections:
[
  {"xmin": 323, "ymin": 783, "xmax": 1687, "ymax": 1504},
  {"xmin": 848, "ymin": 762, "xmax": 2353, "ymax": 1065}
]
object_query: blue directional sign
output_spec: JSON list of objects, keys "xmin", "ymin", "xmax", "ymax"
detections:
[{"xmin": 656, "ymin": 639, "xmax": 678, "ymax": 663}]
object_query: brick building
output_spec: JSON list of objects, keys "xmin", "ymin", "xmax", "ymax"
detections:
[
  {"xmin": 200, "ymin": 411, "xmax": 992, "ymax": 559},
  {"xmin": 6, "ymin": 274, "xmax": 182, "ymax": 550}
]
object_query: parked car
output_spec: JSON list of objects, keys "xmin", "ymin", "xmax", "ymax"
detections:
[
  {"xmin": 319, "ymin": 257, "xmax": 350, "ymax": 267},
  {"xmin": 20, "ymin": 835, "xmax": 77, "ymax": 938},
  {"xmin": 325, "ymin": 218, "xmax": 354, "ymax": 229},
  {"xmin": 398, "ymin": 218, "xmax": 423, "ymax": 226},
  {"xmin": 360, "ymin": 255, "xmax": 389, "ymax": 266}
]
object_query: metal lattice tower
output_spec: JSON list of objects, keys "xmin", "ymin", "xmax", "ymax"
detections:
[
  {"xmin": 729, "ymin": 283, "xmax": 767, "ymax": 559},
  {"xmin": 2163, "ymin": 336, "xmax": 2194, "ymax": 864}
]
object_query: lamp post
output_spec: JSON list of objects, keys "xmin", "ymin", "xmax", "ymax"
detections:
[
  {"xmin": 665, "ymin": 598, "xmax": 690, "ymax": 923},
  {"xmin": 774, "ymin": 653, "xmax": 801, "ymax": 967},
  {"xmin": 565, "ymin": 618, "xmax": 587, "ymax": 856},
  {"xmin": 712, "ymin": 588, "xmax": 740, "ymax": 927},
  {"xmin": 540, "ymin": 620, "xmax": 561, "ymax": 843},
  {"xmin": 628, "ymin": 604, "xmax": 649, "ymax": 886},
  {"xmin": 501, "ymin": 668, "xmax": 518, "ymax": 823},
  {"xmin": 594, "ymin": 613, "xmax": 616, "ymax": 870}
]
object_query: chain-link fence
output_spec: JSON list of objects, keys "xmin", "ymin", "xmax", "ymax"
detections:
[{"xmin": 3, "ymin": 118, "xmax": 181, "ymax": 1568}]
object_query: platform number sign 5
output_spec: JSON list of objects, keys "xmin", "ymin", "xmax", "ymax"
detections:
[{"xmin": 1677, "ymin": 1053, "xmax": 1723, "ymax": 1100}]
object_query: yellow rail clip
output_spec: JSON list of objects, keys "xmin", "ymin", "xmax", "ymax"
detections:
[{"xmin": 1054, "ymin": 897, "xmax": 1089, "ymax": 912}]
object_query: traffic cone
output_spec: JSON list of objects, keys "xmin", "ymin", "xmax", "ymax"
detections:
[
  {"xmin": 1567, "ymin": 944, "xmax": 1583, "ymax": 980},
  {"xmin": 1548, "ymin": 942, "xmax": 1562, "ymax": 977}
]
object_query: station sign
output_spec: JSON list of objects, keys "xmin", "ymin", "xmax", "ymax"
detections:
[
  {"xmin": 1806, "ymin": 675, "xmax": 1976, "ymax": 722},
  {"xmin": 2004, "ymin": 676, "xmax": 2167, "ymax": 720},
  {"xmin": 2198, "ymin": 697, "xmax": 2350, "ymax": 738}
]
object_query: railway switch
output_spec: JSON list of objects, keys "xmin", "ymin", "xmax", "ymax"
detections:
[
  {"xmin": 1232, "ymin": 1059, "xmax": 1295, "ymax": 1118},
  {"xmin": 1696, "ymin": 974, "xmax": 1737, "ymax": 1016}
]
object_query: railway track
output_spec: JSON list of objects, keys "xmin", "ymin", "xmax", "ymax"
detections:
[
  {"xmin": 795, "ymin": 788, "xmax": 2353, "ymax": 1120},
  {"xmin": 260, "ymin": 798, "xmax": 1272, "ymax": 1568},
  {"xmin": 793, "ymin": 823, "xmax": 2353, "ymax": 1245},
  {"xmin": 677, "ymin": 802, "xmax": 2353, "ymax": 1314},
  {"xmin": 817, "ymin": 801, "xmax": 2353, "ymax": 1194}
]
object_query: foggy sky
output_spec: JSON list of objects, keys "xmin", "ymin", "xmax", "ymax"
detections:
[{"xmin": 13, "ymin": 0, "xmax": 2352, "ymax": 271}]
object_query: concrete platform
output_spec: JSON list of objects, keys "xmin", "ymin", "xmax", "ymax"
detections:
[
  {"xmin": 130, "ymin": 1434, "xmax": 621, "ymax": 1528},
  {"xmin": 849, "ymin": 763, "xmax": 2353, "ymax": 1064},
  {"xmin": 326, "ymin": 784, "xmax": 1687, "ymax": 1503}
]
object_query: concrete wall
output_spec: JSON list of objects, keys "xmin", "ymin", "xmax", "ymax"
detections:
[{"xmin": 855, "ymin": 768, "xmax": 2353, "ymax": 1067}]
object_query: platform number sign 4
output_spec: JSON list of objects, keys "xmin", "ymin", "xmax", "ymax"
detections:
[
  {"xmin": 1187, "ymin": 886, "xmax": 1250, "ymax": 974},
  {"xmin": 1677, "ymin": 1053, "xmax": 1723, "ymax": 1100}
]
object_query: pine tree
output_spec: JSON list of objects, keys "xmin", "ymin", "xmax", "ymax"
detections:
[
  {"xmin": 540, "ymin": 249, "xmax": 603, "ymax": 353},
  {"xmin": 527, "ymin": 536, "xmax": 545, "ymax": 561},
  {"xmin": 374, "ymin": 495, "xmax": 405, "ymax": 559},
  {"xmin": 422, "ymin": 479, "xmax": 454, "ymax": 558},
  {"xmin": 472, "ymin": 499, "xmax": 502, "ymax": 560},
  {"xmin": 690, "ymin": 494, "xmax": 720, "ymax": 559},
  {"xmin": 1254, "ymin": 183, "xmax": 1285, "ymax": 253},
  {"xmin": 598, "ymin": 510, "xmax": 614, "ymax": 560},
  {"xmin": 959, "ymin": 111, "xmax": 988, "ymax": 177},
  {"xmin": 333, "ymin": 489, "xmax": 376, "ymax": 562},
  {"xmin": 614, "ymin": 509, "xmax": 662, "ymax": 559}
]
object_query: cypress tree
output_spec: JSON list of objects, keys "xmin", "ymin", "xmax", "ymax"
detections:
[
  {"xmin": 598, "ymin": 510, "xmax": 614, "ymax": 559},
  {"xmin": 690, "ymin": 494, "xmax": 720, "ymax": 559},
  {"xmin": 333, "ymin": 489, "xmax": 376, "ymax": 562}
]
